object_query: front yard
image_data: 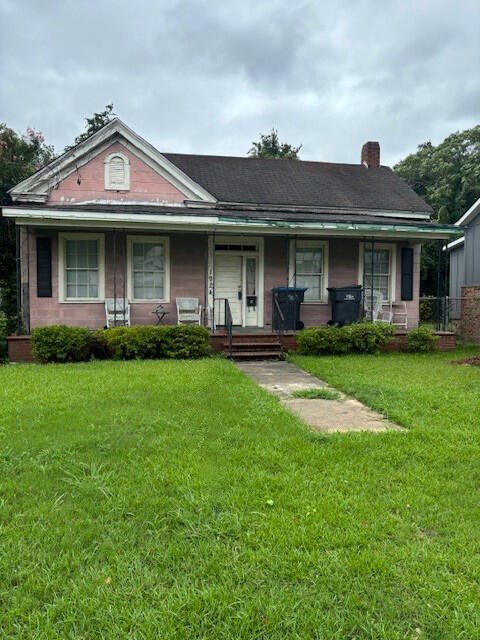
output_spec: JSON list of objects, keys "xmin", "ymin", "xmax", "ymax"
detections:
[{"xmin": 1, "ymin": 350, "xmax": 480, "ymax": 638}]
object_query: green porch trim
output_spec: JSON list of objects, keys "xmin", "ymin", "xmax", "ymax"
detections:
[{"xmin": 218, "ymin": 216, "xmax": 462, "ymax": 237}]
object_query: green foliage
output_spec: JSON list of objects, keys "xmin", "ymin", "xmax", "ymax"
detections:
[
  {"xmin": 248, "ymin": 128, "xmax": 302, "ymax": 159},
  {"xmin": 31, "ymin": 325, "xmax": 93, "ymax": 363},
  {"xmin": 348, "ymin": 322, "xmax": 396, "ymax": 353},
  {"xmin": 102, "ymin": 325, "xmax": 211, "ymax": 360},
  {"xmin": 31, "ymin": 324, "xmax": 212, "ymax": 363},
  {"xmin": 66, "ymin": 104, "xmax": 115, "ymax": 151},
  {"xmin": 296, "ymin": 326, "xmax": 350, "ymax": 355},
  {"xmin": 0, "ymin": 312, "xmax": 8, "ymax": 362},
  {"xmin": 419, "ymin": 296, "xmax": 438, "ymax": 324},
  {"xmin": 394, "ymin": 125, "xmax": 480, "ymax": 294},
  {"xmin": 406, "ymin": 326, "xmax": 439, "ymax": 353},
  {"xmin": 0, "ymin": 124, "xmax": 55, "ymax": 330},
  {"xmin": 296, "ymin": 322, "xmax": 395, "ymax": 356}
]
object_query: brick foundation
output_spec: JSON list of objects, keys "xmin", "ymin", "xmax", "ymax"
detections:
[
  {"xmin": 459, "ymin": 286, "xmax": 480, "ymax": 343},
  {"xmin": 7, "ymin": 329, "xmax": 457, "ymax": 363},
  {"xmin": 382, "ymin": 331, "xmax": 456, "ymax": 352},
  {"xmin": 7, "ymin": 336, "xmax": 34, "ymax": 363}
]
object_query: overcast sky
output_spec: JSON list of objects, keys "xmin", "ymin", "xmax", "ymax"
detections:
[{"xmin": 1, "ymin": 0, "xmax": 479, "ymax": 167}]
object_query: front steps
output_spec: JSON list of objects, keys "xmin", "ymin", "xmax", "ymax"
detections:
[{"xmin": 224, "ymin": 333, "xmax": 283, "ymax": 360}]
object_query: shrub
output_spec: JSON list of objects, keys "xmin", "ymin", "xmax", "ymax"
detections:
[
  {"xmin": 296, "ymin": 327, "xmax": 351, "ymax": 355},
  {"xmin": 31, "ymin": 324, "xmax": 212, "ymax": 363},
  {"xmin": 31, "ymin": 325, "xmax": 93, "ymax": 363},
  {"xmin": 0, "ymin": 313, "xmax": 8, "ymax": 363},
  {"xmin": 347, "ymin": 322, "xmax": 395, "ymax": 354},
  {"xmin": 103, "ymin": 325, "xmax": 211, "ymax": 360},
  {"xmin": 406, "ymin": 326, "xmax": 438, "ymax": 353},
  {"xmin": 296, "ymin": 322, "xmax": 395, "ymax": 356}
]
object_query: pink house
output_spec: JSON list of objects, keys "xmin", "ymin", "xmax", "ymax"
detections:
[{"xmin": 3, "ymin": 119, "xmax": 457, "ymax": 345}]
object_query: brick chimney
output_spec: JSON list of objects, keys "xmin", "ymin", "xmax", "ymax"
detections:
[{"xmin": 361, "ymin": 141, "xmax": 380, "ymax": 168}]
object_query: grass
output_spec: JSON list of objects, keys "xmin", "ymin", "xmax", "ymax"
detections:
[
  {"xmin": 1, "ymin": 351, "xmax": 480, "ymax": 638},
  {"xmin": 291, "ymin": 387, "xmax": 341, "ymax": 400}
]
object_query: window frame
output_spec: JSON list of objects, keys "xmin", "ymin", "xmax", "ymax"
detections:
[
  {"xmin": 127, "ymin": 235, "xmax": 170, "ymax": 303},
  {"xmin": 358, "ymin": 242, "xmax": 397, "ymax": 303},
  {"xmin": 104, "ymin": 151, "xmax": 130, "ymax": 191},
  {"xmin": 289, "ymin": 239, "xmax": 329, "ymax": 304},
  {"xmin": 58, "ymin": 232, "xmax": 105, "ymax": 303}
]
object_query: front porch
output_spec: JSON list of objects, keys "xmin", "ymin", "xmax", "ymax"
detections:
[{"xmin": 18, "ymin": 226, "xmax": 423, "ymax": 334}]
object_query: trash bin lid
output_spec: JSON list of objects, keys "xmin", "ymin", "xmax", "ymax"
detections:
[
  {"xmin": 327, "ymin": 285, "xmax": 362, "ymax": 291},
  {"xmin": 273, "ymin": 286, "xmax": 308, "ymax": 292}
]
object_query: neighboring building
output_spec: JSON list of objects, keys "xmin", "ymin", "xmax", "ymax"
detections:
[
  {"xmin": 446, "ymin": 198, "xmax": 480, "ymax": 338},
  {"xmin": 2, "ymin": 119, "xmax": 458, "ymax": 333}
]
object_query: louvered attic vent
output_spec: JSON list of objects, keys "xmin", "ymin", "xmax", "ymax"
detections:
[{"xmin": 105, "ymin": 152, "xmax": 130, "ymax": 190}]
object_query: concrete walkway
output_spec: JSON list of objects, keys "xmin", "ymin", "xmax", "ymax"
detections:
[{"xmin": 237, "ymin": 360, "xmax": 402, "ymax": 433}]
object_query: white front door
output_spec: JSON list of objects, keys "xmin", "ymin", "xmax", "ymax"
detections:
[
  {"xmin": 214, "ymin": 253, "xmax": 259, "ymax": 327},
  {"xmin": 215, "ymin": 254, "xmax": 243, "ymax": 325}
]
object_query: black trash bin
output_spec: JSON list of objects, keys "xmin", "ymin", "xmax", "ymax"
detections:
[
  {"xmin": 272, "ymin": 287, "xmax": 307, "ymax": 330},
  {"xmin": 327, "ymin": 285, "xmax": 362, "ymax": 326}
]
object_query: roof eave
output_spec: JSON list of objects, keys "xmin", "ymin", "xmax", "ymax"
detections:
[
  {"xmin": 456, "ymin": 197, "xmax": 480, "ymax": 226},
  {"xmin": 2, "ymin": 206, "xmax": 461, "ymax": 239}
]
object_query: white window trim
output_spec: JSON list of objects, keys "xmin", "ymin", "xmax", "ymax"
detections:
[
  {"xmin": 289, "ymin": 239, "xmax": 329, "ymax": 304},
  {"xmin": 104, "ymin": 151, "xmax": 130, "ymax": 190},
  {"xmin": 358, "ymin": 242, "xmax": 397, "ymax": 303},
  {"xmin": 58, "ymin": 232, "xmax": 105, "ymax": 303},
  {"xmin": 127, "ymin": 235, "xmax": 170, "ymax": 303}
]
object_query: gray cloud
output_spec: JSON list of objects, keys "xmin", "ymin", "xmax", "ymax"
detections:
[{"xmin": 1, "ymin": 0, "xmax": 479, "ymax": 166}]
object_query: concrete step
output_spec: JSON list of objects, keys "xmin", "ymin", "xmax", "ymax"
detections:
[
  {"xmin": 226, "ymin": 341, "xmax": 282, "ymax": 350},
  {"xmin": 230, "ymin": 350, "xmax": 283, "ymax": 360}
]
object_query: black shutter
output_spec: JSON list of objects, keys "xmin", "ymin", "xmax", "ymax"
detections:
[
  {"xmin": 36, "ymin": 237, "xmax": 52, "ymax": 297},
  {"xmin": 401, "ymin": 247, "xmax": 413, "ymax": 301}
]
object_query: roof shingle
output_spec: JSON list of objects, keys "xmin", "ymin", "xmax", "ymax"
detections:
[{"xmin": 164, "ymin": 153, "xmax": 432, "ymax": 214}]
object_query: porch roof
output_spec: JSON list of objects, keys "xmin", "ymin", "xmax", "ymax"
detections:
[{"xmin": 3, "ymin": 203, "xmax": 461, "ymax": 240}]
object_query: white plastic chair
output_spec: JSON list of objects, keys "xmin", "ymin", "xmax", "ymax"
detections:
[
  {"xmin": 105, "ymin": 298, "xmax": 130, "ymax": 328},
  {"xmin": 176, "ymin": 297, "xmax": 202, "ymax": 325},
  {"xmin": 389, "ymin": 301, "xmax": 408, "ymax": 329},
  {"xmin": 364, "ymin": 290, "xmax": 392, "ymax": 323}
]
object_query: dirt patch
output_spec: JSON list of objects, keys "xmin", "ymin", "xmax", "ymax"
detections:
[{"xmin": 451, "ymin": 356, "xmax": 480, "ymax": 367}]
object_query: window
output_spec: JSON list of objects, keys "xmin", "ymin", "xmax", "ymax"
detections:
[
  {"xmin": 128, "ymin": 236, "xmax": 170, "ymax": 302},
  {"xmin": 58, "ymin": 233, "xmax": 105, "ymax": 301},
  {"xmin": 289, "ymin": 240, "xmax": 329, "ymax": 302},
  {"xmin": 360, "ymin": 243, "xmax": 396, "ymax": 302},
  {"xmin": 104, "ymin": 152, "xmax": 130, "ymax": 190}
]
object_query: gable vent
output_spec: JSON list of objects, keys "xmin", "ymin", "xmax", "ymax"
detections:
[
  {"xmin": 109, "ymin": 156, "xmax": 125, "ymax": 185},
  {"xmin": 105, "ymin": 152, "xmax": 130, "ymax": 190}
]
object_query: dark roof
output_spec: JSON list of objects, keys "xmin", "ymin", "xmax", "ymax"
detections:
[
  {"xmin": 164, "ymin": 153, "xmax": 433, "ymax": 214},
  {"xmin": 12, "ymin": 203, "xmax": 436, "ymax": 227}
]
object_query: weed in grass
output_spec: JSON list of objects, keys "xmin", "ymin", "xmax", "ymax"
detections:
[{"xmin": 291, "ymin": 387, "xmax": 341, "ymax": 400}]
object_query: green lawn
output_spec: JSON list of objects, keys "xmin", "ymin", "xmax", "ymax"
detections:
[{"xmin": 1, "ymin": 351, "xmax": 480, "ymax": 639}]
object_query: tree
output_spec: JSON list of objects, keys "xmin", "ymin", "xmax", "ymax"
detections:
[
  {"xmin": 248, "ymin": 128, "xmax": 302, "ymax": 159},
  {"xmin": 65, "ymin": 104, "xmax": 115, "ymax": 151},
  {"xmin": 394, "ymin": 125, "xmax": 480, "ymax": 295},
  {"xmin": 0, "ymin": 125, "xmax": 55, "ymax": 328}
]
